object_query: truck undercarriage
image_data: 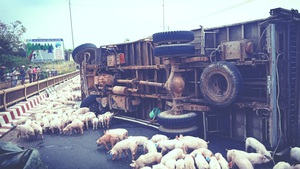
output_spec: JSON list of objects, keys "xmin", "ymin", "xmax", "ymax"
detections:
[{"xmin": 72, "ymin": 8, "xmax": 300, "ymax": 150}]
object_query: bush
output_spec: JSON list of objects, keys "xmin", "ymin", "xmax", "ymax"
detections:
[{"xmin": 0, "ymin": 55, "xmax": 31, "ymax": 72}]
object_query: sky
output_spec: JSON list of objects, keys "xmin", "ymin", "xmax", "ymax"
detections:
[{"xmin": 0, "ymin": 0, "xmax": 299, "ymax": 49}]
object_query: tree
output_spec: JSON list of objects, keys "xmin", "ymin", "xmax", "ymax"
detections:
[{"xmin": 0, "ymin": 20, "xmax": 27, "ymax": 57}]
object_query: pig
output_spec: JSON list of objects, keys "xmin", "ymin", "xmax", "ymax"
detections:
[
  {"xmin": 273, "ymin": 161, "xmax": 292, "ymax": 169},
  {"xmin": 215, "ymin": 152, "xmax": 229, "ymax": 169},
  {"xmin": 40, "ymin": 117, "xmax": 50, "ymax": 132},
  {"xmin": 49, "ymin": 119, "xmax": 64, "ymax": 134},
  {"xmin": 160, "ymin": 148, "xmax": 185, "ymax": 166},
  {"xmin": 11, "ymin": 117, "xmax": 27, "ymax": 127},
  {"xmin": 130, "ymin": 152, "xmax": 162, "ymax": 169},
  {"xmin": 245, "ymin": 137, "xmax": 272, "ymax": 160},
  {"xmin": 92, "ymin": 117, "xmax": 99, "ymax": 130},
  {"xmin": 103, "ymin": 111, "xmax": 114, "ymax": 128},
  {"xmin": 74, "ymin": 107, "xmax": 90, "ymax": 115},
  {"xmin": 190, "ymin": 148, "xmax": 213, "ymax": 159},
  {"xmin": 175, "ymin": 159, "xmax": 185, "ymax": 169},
  {"xmin": 97, "ymin": 114, "xmax": 104, "ymax": 128},
  {"xmin": 128, "ymin": 136, "xmax": 148, "ymax": 146},
  {"xmin": 31, "ymin": 121, "xmax": 44, "ymax": 139},
  {"xmin": 290, "ymin": 147, "xmax": 300, "ymax": 163},
  {"xmin": 209, "ymin": 156, "xmax": 221, "ymax": 169},
  {"xmin": 184, "ymin": 154, "xmax": 196, "ymax": 169},
  {"xmin": 140, "ymin": 167, "xmax": 152, "ymax": 169},
  {"xmin": 104, "ymin": 128, "xmax": 128, "ymax": 140},
  {"xmin": 229, "ymin": 150, "xmax": 254, "ymax": 169},
  {"xmin": 96, "ymin": 133, "xmax": 120, "ymax": 150},
  {"xmin": 108, "ymin": 138, "xmax": 139, "ymax": 160},
  {"xmin": 143, "ymin": 140, "xmax": 158, "ymax": 153},
  {"xmin": 150, "ymin": 134, "xmax": 169, "ymax": 143},
  {"xmin": 194, "ymin": 153, "xmax": 209, "ymax": 169},
  {"xmin": 84, "ymin": 112, "xmax": 96, "ymax": 129},
  {"xmin": 227, "ymin": 149, "xmax": 270, "ymax": 165},
  {"xmin": 176, "ymin": 134, "xmax": 209, "ymax": 150},
  {"xmin": 165, "ymin": 159, "xmax": 176, "ymax": 169},
  {"xmin": 16, "ymin": 124, "xmax": 35, "ymax": 139},
  {"xmin": 63, "ymin": 119, "xmax": 84, "ymax": 135},
  {"xmin": 156, "ymin": 139, "xmax": 187, "ymax": 155},
  {"xmin": 152, "ymin": 163, "xmax": 168, "ymax": 169}
]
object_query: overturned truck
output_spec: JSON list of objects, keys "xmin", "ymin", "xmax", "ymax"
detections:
[{"xmin": 72, "ymin": 8, "xmax": 300, "ymax": 150}]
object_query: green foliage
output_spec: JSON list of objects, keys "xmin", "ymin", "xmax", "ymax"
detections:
[
  {"xmin": 0, "ymin": 55, "xmax": 31, "ymax": 72},
  {"xmin": 0, "ymin": 20, "xmax": 27, "ymax": 57},
  {"xmin": 0, "ymin": 54, "xmax": 76, "ymax": 74}
]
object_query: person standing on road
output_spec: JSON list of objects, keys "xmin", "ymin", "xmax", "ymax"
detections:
[
  {"xmin": 0, "ymin": 66, "xmax": 6, "ymax": 82},
  {"xmin": 27, "ymin": 65, "xmax": 33, "ymax": 83},
  {"xmin": 32, "ymin": 66, "xmax": 37, "ymax": 82},
  {"xmin": 11, "ymin": 67, "xmax": 19, "ymax": 87},
  {"xmin": 20, "ymin": 65, "xmax": 26, "ymax": 85}
]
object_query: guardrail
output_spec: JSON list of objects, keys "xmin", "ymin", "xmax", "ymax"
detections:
[{"xmin": 0, "ymin": 71, "xmax": 79, "ymax": 111}]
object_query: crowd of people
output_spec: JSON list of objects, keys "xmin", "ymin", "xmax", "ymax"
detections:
[{"xmin": 0, "ymin": 65, "xmax": 57, "ymax": 87}]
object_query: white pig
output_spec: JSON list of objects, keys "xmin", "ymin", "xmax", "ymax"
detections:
[
  {"xmin": 175, "ymin": 159, "xmax": 185, "ymax": 169},
  {"xmin": 129, "ymin": 152, "xmax": 162, "ymax": 169},
  {"xmin": 176, "ymin": 134, "xmax": 209, "ymax": 150},
  {"xmin": 92, "ymin": 117, "xmax": 99, "ymax": 130},
  {"xmin": 229, "ymin": 150, "xmax": 254, "ymax": 169},
  {"xmin": 184, "ymin": 154, "xmax": 196, "ymax": 169},
  {"xmin": 190, "ymin": 148, "xmax": 213, "ymax": 159},
  {"xmin": 16, "ymin": 124, "xmax": 35, "ymax": 139},
  {"xmin": 150, "ymin": 134, "xmax": 169, "ymax": 143},
  {"xmin": 215, "ymin": 153, "xmax": 229, "ymax": 169},
  {"xmin": 104, "ymin": 128, "xmax": 128, "ymax": 140},
  {"xmin": 209, "ymin": 156, "xmax": 221, "ymax": 169},
  {"xmin": 108, "ymin": 138, "xmax": 138, "ymax": 160},
  {"xmin": 165, "ymin": 159, "xmax": 176, "ymax": 169},
  {"xmin": 194, "ymin": 153, "xmax": 209, "ymax": 169},
  {"xmin": 227, "ymin": 149, "xmax": 270, "ymax": 165},
  {"xmin": 245, "ymin": 137, "xmax": 272, "ymax": 160},
  {"xmin": 156, "ymin": 139, "xmax": 186, "ymax": 154},
  {"xmin": 290, "ymin": 147, "xmax": 300, "ymax": 162},
  {"xmin": 143, "ymin": 140, "xmax": 158, "ymax": 153},
  {"xmin": 152, "ymin": 163, "xmax": 168, "ymax": 169},
  {"xmin": 160, "ymin": 148, "xmax": 185, "ymax": 166},
  {"xmin": 273, "ymin": 161, "xmax": 292, "ymax": 169}
]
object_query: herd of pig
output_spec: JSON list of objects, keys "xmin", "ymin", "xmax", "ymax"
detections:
[
  {"xmin": 96, "ymin": 127, "xmax": 300, "ymax": 169},
  {"xmin": 12, "ymin": 77, "xmax": 114, "ymax": 140},
  {"xmin": 10, "ymin": 76, "xmax": 300, "ymax": 169}
]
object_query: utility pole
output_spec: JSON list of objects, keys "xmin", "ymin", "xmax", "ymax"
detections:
[
  {"xmin": 163, "ymin": 0, "xmax": 165, "ymax": 31},
  {"xmin": 69, "ymin": 0, "xmax": 75, "ymax": 49}
]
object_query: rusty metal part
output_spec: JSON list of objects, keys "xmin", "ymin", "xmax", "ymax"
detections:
[
  {"xmin": 221, "ymin": 39, "xmax": 253, "ymax": 61},
  {"xmin": 164, "ymin": 60, "xmax": 185, "ymax": 115},
  {"xmin": 116, "ymin": 79, "xmax": 164, "ymax": 88},
  {"xmin": 112, "ymin": 86, "xmax": 138, "ymax": 95},
  {"xmin": 108, "ymin": 95, "xmax": 141, "ymax": 112},
  {"xmin": 82, "ymin": 52, "xmax": 90, "ymax": 97},
  {"xmin": 183, "ymin": 103, "xmax": 211, "ymax": 112},
  {"xmin": 182, "ymin": 56, "xmax": 209, "ymax": 63},
  {"xmin": 108, "ymin": 65, "xmax": 165, "ymax": 70},
  {"xmin": 97, "ymin": 74, "xmax": 114, "ymax": 87}
]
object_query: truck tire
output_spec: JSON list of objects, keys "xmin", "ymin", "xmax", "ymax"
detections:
[
  {"xmin": 80, "ymin": 95, "xmax": 105, "ymax": 114},
  {"xmin": 72, "ymin": 43, "xmax": 97, "ymax": 64},
  {"xmin": 153, "ymin": 44, "xmax": 195, "ymax": 58},
  {"xmin": 200, "ymin": 61, "xmax": 242, "ymax": 107},
  {"xmin": 157, "ymin": 110, "xmax": 198, "ymax": 128},
  {"xmin": 159, "ymin": 125, "xmax": 199, "ymax": 139},
  {"xmin": 153, "ymin": 31, "xmax": 194, "ymax": 45}
]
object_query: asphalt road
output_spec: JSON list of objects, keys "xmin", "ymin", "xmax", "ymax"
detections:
[
  {"xmin": 0, "ymin": 117, "xmax": 277, "ymax": 169},
  {"xmin": 0, "ymin": 118, "xmax": 160, "ymax": 169}
]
